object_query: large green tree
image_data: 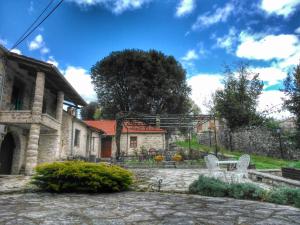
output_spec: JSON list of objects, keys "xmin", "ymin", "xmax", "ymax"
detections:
[
  {"xmin": 283, "ymin": 62, "xmax": 300, "ymax": 147},
  {"xmin": 213, "ymin": 64, "xmax": 264, "ymax": 132},
  {"xmin": 91, "ymin": 49, "xmax": 191, "ymax": 158}
]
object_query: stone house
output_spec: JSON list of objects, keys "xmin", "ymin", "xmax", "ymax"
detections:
[
  {"xmin": 85, "ymin": 120, "xmax": 166, "ymax": 157},
  {"xmin": 0, "ymin": 45, "xmax": 102, "ymax": 175}
]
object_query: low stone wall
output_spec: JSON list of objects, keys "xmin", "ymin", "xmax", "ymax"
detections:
[
  {"xmin": 199, "ymin": 126, "xmax": 300, "ymax": 159},
  {"xmin": 248, "ymin": 170, "xmax": 300, "ymax": 188}
]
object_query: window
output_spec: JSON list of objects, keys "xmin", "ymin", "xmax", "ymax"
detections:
[
  {"xmin": 74, "ymin": 129, "xmax": 80, "ymax": 147},
  {"xmin": 11, "ymin": 79, "xmax": 24, "ymax": 110},
  {"xmin": 130, "ymin": 136, "xmax": 137, "ymax": 148}
]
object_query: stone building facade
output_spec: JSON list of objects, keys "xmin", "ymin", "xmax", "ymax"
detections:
[
  {"xmin": 0, "ymin": 45, "xmax": 101, "ymax": 175},
  {"xmin": 85, "ymin": 120, "xmax": 166, "ymax": 157}
]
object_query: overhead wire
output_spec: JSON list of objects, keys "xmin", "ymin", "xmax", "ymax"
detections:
[{"xmin": 10, "ymin": 0, "xmax": 64, "ymax": 50}]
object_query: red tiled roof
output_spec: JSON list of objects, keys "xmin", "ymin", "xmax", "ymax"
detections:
[{"xmin": 84, "ymin": 120, "xmax": 165, "ymax": 136}]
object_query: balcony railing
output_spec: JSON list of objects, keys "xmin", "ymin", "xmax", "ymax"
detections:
[{"xmin": 0, "ymin": 110, "xmax": 60, "ymax": 130}]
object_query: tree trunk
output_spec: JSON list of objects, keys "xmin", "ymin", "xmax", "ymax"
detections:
[{"xmin": 115, "ymin": 116, "xmax": 123, "ymax": 160}]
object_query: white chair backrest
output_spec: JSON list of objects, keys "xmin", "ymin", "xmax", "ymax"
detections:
[
  {"xmin": 205, "ymin": 154, "xmax": 220, "ymax": 171},
  {"xmin": 236, "ymin": 154, "xmax": 250, "ymax": 172}
]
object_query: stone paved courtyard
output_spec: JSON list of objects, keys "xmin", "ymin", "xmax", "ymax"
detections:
[
  {"xmin": 132, "ymin": 169, "xmax": 271, "ymax": 192},
  {"xmin": 0, "ymin": 192, "xmax": 299, "ymax": 225}
]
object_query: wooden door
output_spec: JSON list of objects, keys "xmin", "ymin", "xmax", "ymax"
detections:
[
  {"xmin": 101, "ymin": 137, "xmax": 112, "ymax": 158},
  {"xmin": 0, "ymin": 133, "xmax": 15, "ymax": 174}
]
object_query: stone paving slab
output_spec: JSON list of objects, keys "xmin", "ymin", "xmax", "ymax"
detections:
[
  {"xmin": 132, "ymin": 169, "xmax": 271, "ymax": 192},
  {"xmin": 0, "ymin": 175, "xmax": 36, "ymax": 194},
  {"xmin": 0, "ymin": 192, "xmax": 299, "ymax": 225}
]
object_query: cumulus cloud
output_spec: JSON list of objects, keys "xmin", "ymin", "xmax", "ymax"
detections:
[
  {"xmin": 10, "ymin": 49, "xmax": 22, "ymax": 55},
  {"xmin": 260, "ymin": 0, "xmax": 300, "ymax": 17},
  {"xmin": 236, "ymin": 33, "xmax": 299, "ymax": 61},
  {"xmin": 251, "ymin": 67, "xmax": 287, "ymax": 87},
  {"xmin": 28, "ymin": 34, "xmax": 50, "ymax": 55},
  {"xmin": 67, "ymin": 0, "xmax": 151, "ymax": 14},
  {"xmin": 176, "ymin": 0, "xmax": 196, "ymax": 17},
  {"xmin": 181, "ymin": 49, "xmax": 199, "ymax": 61},
  {"xmin": 258, "ymin": 90, "xmax": 291, "ymax": 119},
  {"xmin": 214, "ymin": 27, "xmax": 238, "ymax": 53},
  {"xmin": 63, "ymin": 66, "xmax": 97, "ymax": 103},
  {"xmin": 192, "ymin": 3, "xmax": 234, "ymax": 30},
  {"xmin": 187, "ymin": 74, "xmax": 223, "ymax": 113},
  {"xmin": 29, "ymin": 34, "xmax": 43, "ymax": 50}
]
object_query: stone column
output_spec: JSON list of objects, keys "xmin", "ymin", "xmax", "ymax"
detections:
[
  {"xmin": 56, "ymin": 91, "xmax": 64, "ymax": 122},
  {"xmin": 54, "ymin": 91, "xmax": 64, "ymax": 159},
  {"xmin": 25, "ymin": 71, "xmax": 45, "ymax": 175}
]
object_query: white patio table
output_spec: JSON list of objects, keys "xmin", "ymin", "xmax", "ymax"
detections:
[{"xmin": 217, "ymin": 160, "xmax": 238, "ymax": 171}]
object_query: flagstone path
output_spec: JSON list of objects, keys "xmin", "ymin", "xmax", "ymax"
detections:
[{"xmin": 0, "ymin": 192, "xmax": 299, "ymax": 225}]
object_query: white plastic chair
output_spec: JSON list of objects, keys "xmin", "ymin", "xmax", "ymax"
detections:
[
  {"xmin": 233, "ymin": 154, "xmax": 250, "ymax": 182},
  {"xmin": 204, "ymin": 154, "xmax": 226, "ymax": 180}
]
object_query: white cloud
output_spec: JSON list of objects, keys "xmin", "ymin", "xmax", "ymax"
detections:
[
  {"xmin": 28, "ymin": 34, "xmax": 50, "ymax": 55},
  {"xmin": 187, "ymin": 73, "xmax": 290, "ymax": 118},
  {"xmin": 10, "ymin": 49, "xmax": 22, "ymax": 55},
  {"xmin": 176, "ymin": 0, "xmax": 196, "ymax": 17},
  {"xmin": 236, "ymin": 33, "xmax": 299, "ymax": 61},
  {"xmin": 192, "ymin": 3, "xmax": 234, "ymax": 30},
  {"xmin": 258, "ymin": 90, "xmax": 291, "ymax": 119},
  {"xmin": 295, "ymin": 26, "xmax": 300, "ymax": 34},
  {"xmin": 181, "ymin": 49, "xmax": 199, "ymax": 61},
  {"xmin": 29, "ymin": 34, "xmax": 44, "ymax": 50},
  {"xmin": 67, "ymin": 0, "xmax": 151, "ymax": 14},
  {"xmin": 187, "ymin": 74, "xmax": 223, "ymax": 113},
  {"xmin": 252, "ymin": 67, "xmax": 287, "ymax": 87},
  {"xmin": 47, "ymin": 56, "xmax": 59, "ymax": 67},
  {"xmin": 260, "ymin": 0, "xmax": 300, "ymax": 17},
  {"xmin": 214, "ymin": 27, "xmax": 238, "ymax": 53},
  {"xmin": 41, "ymin": 47, "xmax": 50, "ymax": 54},
  {"xmin": 63, "ymin": 66, "xmax": 97, "ymax": 103}
]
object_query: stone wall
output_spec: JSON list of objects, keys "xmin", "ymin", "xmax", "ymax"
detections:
[
  {"xmin": 112, "ymin": 133, "xmax": 166, "ymax": 156},
  {"xmin": 199, "ymin": 126, "xmax": 300, "ymax": 159}
]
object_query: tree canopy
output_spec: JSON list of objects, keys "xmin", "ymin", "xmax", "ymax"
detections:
[
  {"xmin": 283, "ymin": 62, "xmax": 300, "ymax": 147},
  {"xmin": 213, "ymin": 63, "xmax": 264, "ymax": 131},
  {"xmin": 90, "ymin": 49, "xmax": 191, "ymax": 117}
]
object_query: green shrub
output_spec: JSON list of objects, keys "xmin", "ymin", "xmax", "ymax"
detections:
[
  {"xmin": 189, "ymin": 175, "xmax": 229, "ymax": 197},
  {"xmin": 266, "ymin": 187, "xmax": 300, "ymax": 207},
  {"xmin": 32, "ymin": 161, "xmax": 133, "ymax": 193},
  {"xmin": 228, "ymin": 183, "xmax": 266, "ymax": 200}
]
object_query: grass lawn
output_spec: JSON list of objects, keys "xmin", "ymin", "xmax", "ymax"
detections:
[{"xmin": 176, "ymin": 138, "xmax": 300, "ymax": 169}]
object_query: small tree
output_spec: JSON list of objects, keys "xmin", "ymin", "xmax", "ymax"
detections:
[
  {"xmin": 283, "ymin": 62, "xmax": 300, "ymax": 148},
  {"xmin": 213, "ymin": 63, "xmax": 264, "ymax": 149}
]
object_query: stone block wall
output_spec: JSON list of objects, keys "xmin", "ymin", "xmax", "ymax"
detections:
[
  {"xmin": 200, "ymin": 126, "xmax": 300, "ymax": 159},
  {"xmin": 112, "ymin": 133, "xmax": 166, "ymax": 156}
]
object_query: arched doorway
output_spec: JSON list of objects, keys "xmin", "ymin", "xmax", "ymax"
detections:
[{"xmin": 0, "ymin": 133, "xmax": 15, "ymax": 174}]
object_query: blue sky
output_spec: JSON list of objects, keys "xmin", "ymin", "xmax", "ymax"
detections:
[{"xmin": 1, "ymin": 0, "xmax": 300, "ymax": 117}]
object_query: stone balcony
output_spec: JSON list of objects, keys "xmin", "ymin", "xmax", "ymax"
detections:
[{"xmin": 0, "ymin": 110, "xmax": 60, "ymax": 131}]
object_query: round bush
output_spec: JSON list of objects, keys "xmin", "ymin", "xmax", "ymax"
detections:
[
  {"xmin": 32, "ymin": 161, "xmax": 133, "ymax": 193},
  {"xmin": 228, "ymin": 183, "xmax": 266, "ymax": 200}
]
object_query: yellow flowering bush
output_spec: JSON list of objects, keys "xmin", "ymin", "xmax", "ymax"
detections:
[
  {"xmin": 172, "ymin": 154, "xmax": 182, "ymax": 162},
  {"xmin": 154, "ymin": 155, "xmax": 164, "ymax": 162}
]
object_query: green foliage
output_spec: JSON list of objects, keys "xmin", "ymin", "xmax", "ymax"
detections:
[
  {"xmin": 283, "ymin": 63, "xmax": 300, "ymax": 147},
  {"xmin": 80, "ymin": 102, "xmax": 100, "ymax": 120},
  {"xmin": 213, "ymin": 63, "xmax": 264, "ymax": 131},
  {"xmin": 91, "ymin": 49, "xmax": 191, "ymax": 117},
  {"xmin": 228, "ymin": 183, "xmax": 266, "ymax": 200},
  {"xmin": 32, "ymin": 161, "xmax": 133, "ymax": 193},
  {"xmin": 263, "ymin": 117, "xmax": 280, "ymax": 130},
  {"xmin": 189, "ymin": 176, "xmax": 300, "ymax": 208},
  {"xmin": 189, "ymin": 175, "xmax": 229, "ymax": 197},
  {"xmin": 93, "ymin": 108, "xmax": 102, "ymax": 120},
  {"xmin": 266, "ymin": 187, "xmax": 300, "ymax": 208}
]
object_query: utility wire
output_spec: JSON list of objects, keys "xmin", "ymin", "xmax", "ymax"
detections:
[
  {"xmin": 10, "ymin": 0, "xmax": 64, "ymax": 50},
  {"xmin": 11, "ymin": 0, "xmax": 56, "ymax": 50}
]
